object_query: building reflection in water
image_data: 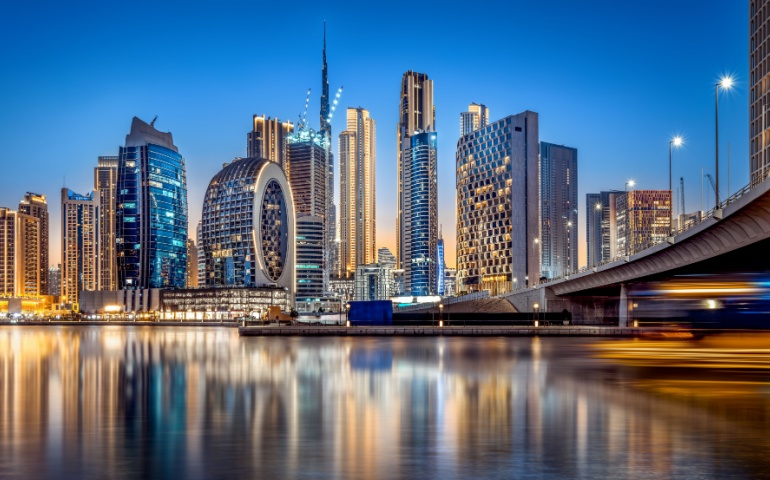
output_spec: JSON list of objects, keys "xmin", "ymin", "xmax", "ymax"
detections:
[{"xmin": 0, "ymin": 327, "xmax": 769, "ymax": 478}]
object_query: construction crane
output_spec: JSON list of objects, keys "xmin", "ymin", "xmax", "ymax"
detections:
[
  {"xmin": 325, "ymin": 86, "xmax": 344, "ymax": 125},
  {"xmin": 297, "ymin": 88, "xmax": 312, "ymax": 131},
  {"xmin": 680, "ymin": 177, "xmax": 685, "ymax": 214},
  {"xmin": 705, "ymin": 173, "xmax": 719, "ymax": 204}
]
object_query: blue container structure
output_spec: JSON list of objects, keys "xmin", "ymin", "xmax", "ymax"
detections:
[{"xmin": 349, "ymin": 301, "xmax": 393, "ymax": 326}]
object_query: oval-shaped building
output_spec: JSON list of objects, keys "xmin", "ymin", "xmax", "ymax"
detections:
[{"xmin": 200, "ymin": 157, "xmax": 295, "ymax": 299}]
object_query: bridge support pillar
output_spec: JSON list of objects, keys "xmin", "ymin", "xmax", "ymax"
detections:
[{"xmin": 619, "ymin": 283, "xmax": 631, "ymax": 327}]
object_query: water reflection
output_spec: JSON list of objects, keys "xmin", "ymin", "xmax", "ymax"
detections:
[{"xmin": 0, "ymin": 327, "xmax": 768, "ymax": 479}]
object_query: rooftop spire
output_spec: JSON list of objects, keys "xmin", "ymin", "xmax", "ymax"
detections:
[{"xmin": 320, "ymin": 21, "xmax": 330, "ymax": 136}]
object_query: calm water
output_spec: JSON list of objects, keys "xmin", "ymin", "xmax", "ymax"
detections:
[{"xmin": 1, "ymin": 327, "xmax": 769, "ymax": 479}]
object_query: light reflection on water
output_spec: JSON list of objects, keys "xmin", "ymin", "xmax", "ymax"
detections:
[{"xmin": 0, "ymin": 327, "xmax": 769, "ymax": 479}]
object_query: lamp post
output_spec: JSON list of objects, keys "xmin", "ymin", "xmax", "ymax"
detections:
[
  {"xmin": 669, "ymin": 136, "xmax": 683, "ymax": 235},
  {"xmin": 715, "ymin": 75, "xmax": 734, "ymax": 208},
  {"xmin": 439, "ymin": 303, "xmax": 444, "ymax": 327},
  {"xmin": 533, "ymin": 302, "xmax": 540, "ymax": 327},
  {"xmin": 345, "ymin": 303, "xmax": 350, "ymax": 327}
]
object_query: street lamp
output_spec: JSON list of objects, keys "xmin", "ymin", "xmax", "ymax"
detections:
[
  {"xmin": 669, "ymin": 135, "xmax": 683, "ymax": 235},
  {"xmin": 715, "ymin": 75, "xmax": 734, "ymax": 208},
  {"xmin": 439, "ymin": 303, "xmax": 444, "ymax": 327},
  {"xmin": 345, "ymin": 303, "xmax": 350, "ymax": 327},
  {"xmin": 533, "ymin": 302, "xmax": 540, "ymax": 326}
]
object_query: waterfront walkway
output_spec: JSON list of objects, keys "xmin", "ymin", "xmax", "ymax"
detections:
[{"xmin": 238, "ymin": 325, "xmax": 684, "ymax": 337}]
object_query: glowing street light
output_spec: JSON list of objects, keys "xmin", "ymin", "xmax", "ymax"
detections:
[
  {"xmin": 715, "ymin": 75, "xmax": 734, "ymax": 207},
  {"xmin": 669, "ymin": 135, "xmax": 684, "ymax": 235},
  {"xmin": 625, "ymin": 180, "xmax": 635, "ymax": 192}
]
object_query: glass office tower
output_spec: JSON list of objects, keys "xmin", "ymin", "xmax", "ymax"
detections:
[
  {"xmin": 116, "ymin": 117, "xmax": 188, "ymax": 290},
  {"xmin": 403, "ymin": 131, "xmax": 438, "ymax": 296}
]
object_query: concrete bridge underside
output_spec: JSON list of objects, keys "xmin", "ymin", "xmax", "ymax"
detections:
[{"xmin": 502, "ymin": 176, "xmax": 770, "ymax": 326}]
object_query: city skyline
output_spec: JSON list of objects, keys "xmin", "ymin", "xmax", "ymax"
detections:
[{"xmin": 0, "ymin": 1, "xmax": 748, "ymax": 269}]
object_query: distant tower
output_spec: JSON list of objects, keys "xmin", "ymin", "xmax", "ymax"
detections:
[
  {"xmin": 320, "ymin": 21, "xmax": 330, "ymax": 137},
  {"xmin": 540, "ymin": 142, "xmax": 578, "ymax": 279},
  {"xmin": 339, "ymin": 107, "xmax": 377, "ymax": 278},
  {"xmin": 397, "ymin": 71, "xmax": 435, "ymax": 274},
  {"xmin": 18, "ymin": 192, "xmax": 48, "ymax": 295},
  {"xmin": 460, "ymin": 103, "xmax": 489, "ymax": 136},
  {"xmin": 246, "ymin": 115, "xmax": 294, "ymax": 167},
  {"xmin": 95, "ymin": 156, "xmax": 118, "ymax": 291},
  {"xmin": 437, "ymin": 226, "xmax": 445, "ymax": 296},
  {"xmin": 61, "ymin": 188, "xmax": 99, "ymax": 306}
]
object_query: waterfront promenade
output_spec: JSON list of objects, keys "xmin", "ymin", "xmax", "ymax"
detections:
[{"xmin": 238, "ymin": 325, "xmax": 685, "ymax": 337}]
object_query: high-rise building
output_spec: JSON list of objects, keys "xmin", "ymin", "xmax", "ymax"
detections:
[
  {"xmin": 61, "ymin": 189, "xmax": 99, "ymax": 306},
  {"xmin": 403, "ymin": 131, "xmax": 439, "ymax": 296},
  {"xmin": 286, "ymin": 129, "xmax": 328, "ymax": 299},
  {"xmin": 339, "ymin": 107, "xmax": 376, "ymax": 278},
  {"xmin": 460, "ymin": 103, "xmax": 489, "ymax": 137},
  {"xmin": 319, "ymin": 22, "xmax": 338, "ymax": 289},
  {"xmin": 586, "ymin": 190, "xmax": 622, "ymax": 267},
  {"xmin": 397, "ymin": 71, "xmax": 435, "ymax": 271},
  {"xmin": 196, "ymin": 221, "xmax": 205, "ymax": 287},
  {"xmin": 18, "ymin": 192, "xmax": 48, "ymax": 295},
  {"xmin": 751, "ymin": 0, "xmax": 770, "ymax": 183},
  {"xmin": 456, "ymin": 111, "xmax": 540, "ymax": 295},
  {"xmin": 200, "ymin": 157, "xmax": 295, "ymax": 297},
  {"xmin": 295, "ymin": 215, "xmax": 324, "ymax": 311},
  {"xmin": 616, "ymin": 190, "xmax": 672, "ymax": 257},
  {"xmin": 94, "ymin": 155, "xmax": 118, "ymax": 291},
  {"xmin": 377, "ymin": 247, "xmax": 397, "ymax": 268},
  {"xmin": 437, "ymin": 226, "xmax": 445, "ymax": 296},
  {"xmin": 186, "ymin": 239, "xmax": 198, "ymax": 288},
  {"xmin": 116, "ymin": 117, "xmax": 188, "ymax": 290},
  {"xmin": 0, "ymin": 208, "xmax": 19, "ymax": 296},
  {"xmin": 246, "ymin": 115, "xmax": 294, "ymax": 166},
  {"xmin": 540, "ymin": 142, "xmax": 578, "ymax": 279},
  {"xmin": 48, "ymin": 264, "xmax": 61, "ymax": 297}
]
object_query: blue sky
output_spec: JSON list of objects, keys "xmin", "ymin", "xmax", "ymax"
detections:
[{"xmin": 0, "ymin": 0, "xmax": 747, "ymax": 267}]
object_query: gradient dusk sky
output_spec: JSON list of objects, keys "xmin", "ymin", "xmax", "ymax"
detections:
[{"xmin": 0, "ymin": 0, "xmax": 748, "ymax": 268}]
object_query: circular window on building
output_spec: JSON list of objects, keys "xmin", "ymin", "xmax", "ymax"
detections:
[{"xmin": 260, "ymin": 179, "xmax": 288, "ymax": 281}]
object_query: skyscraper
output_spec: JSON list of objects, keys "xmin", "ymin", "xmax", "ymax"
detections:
[
  {"xmin": 286, "ymin": 129, "xmax": 328, "ymax": 301},
  {"xmin": 751, "ymin": 0, "xmax": 770, "ymax": 183},
  {"xmin": 586, "ymin": 190, "xmax": 622, "ymax": 267},
  {"xmin": 616, "ymin": 190, "xmax": 672, "ymax": 256},
  {"xmin": 18, "ymin": 192, "xmax": 48, "ymax": 295},
  {"xmin": 460, "ymin": 103, "xmax": 489, "ymax": 137},
  {"xmin": 319, "ymin": 22, "xmax": 338, "ymax": 283},
  {"xmin": 456, "ymin": 111, "xmax": 540, "ymax": 295},
  {"xmin": 186, "ymin": 239, "xmax": 198, "ymax": 288},
  {"xmin": 0, "ymin": 208, "xmax": 19, "ymax": 296},
  {"xmin": 61, "ymin": 188, "xmax": 99, "ymax": 306},
  {"xmin": 437, "ymin": 226, "xmax": 445, "ymax": 296},
  {"xmin": 339, "ymin": 107, "xmax": 376, "ymax": 278},
  {"xmin": 403, "ymin": 131, "xmax": 438, "ymax": 296},
  {"xmin": 246, "ymin": 115, "xmax": 294, "ymax": 166},
  {"xmin": 116, "ymin": 117, "xmax": 188, "ymax": 290},
  {"xmin": 94, "ymin": 155, "xmax": 118, "ymax": 291},
  {"xmin": 48, "ymin": 264, "xmax": 61, "ymax": 297},
  {"xmin": 200, "ymin": 157, "xmax": 295, "ymax": 296},
  {"xmin": 397, "ymin": 71, "xmax": 435, "ymax": 270},
  {"xmin": 540, "ymin": 142, "xmax": 578, "ymax": 279}
]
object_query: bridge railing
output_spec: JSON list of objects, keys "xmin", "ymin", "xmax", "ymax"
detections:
[{"xmin": 528, "ymin": 170, "xmax": 769, "ymax": 291}]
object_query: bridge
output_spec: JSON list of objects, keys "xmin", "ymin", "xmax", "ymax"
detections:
[{"xmin": 502, "ymin": 173, "xmax": 770, "ymax": 326}]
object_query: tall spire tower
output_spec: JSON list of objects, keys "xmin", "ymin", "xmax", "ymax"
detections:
[{"xmin": 320, "ymin": 21, "xmax": 330, "ymax": 136}]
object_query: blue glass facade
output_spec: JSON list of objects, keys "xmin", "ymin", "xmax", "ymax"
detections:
[
  {"xmin": 116, "ymin": 120, "xmax": 188, "ymax": 290},
  {"xmin": 437, "ymin": 235, "xmax": 445, "ymax": 296},
  {"xmin": 404, "ymin": 132, "xmax": 438, "ymax": 296}
]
